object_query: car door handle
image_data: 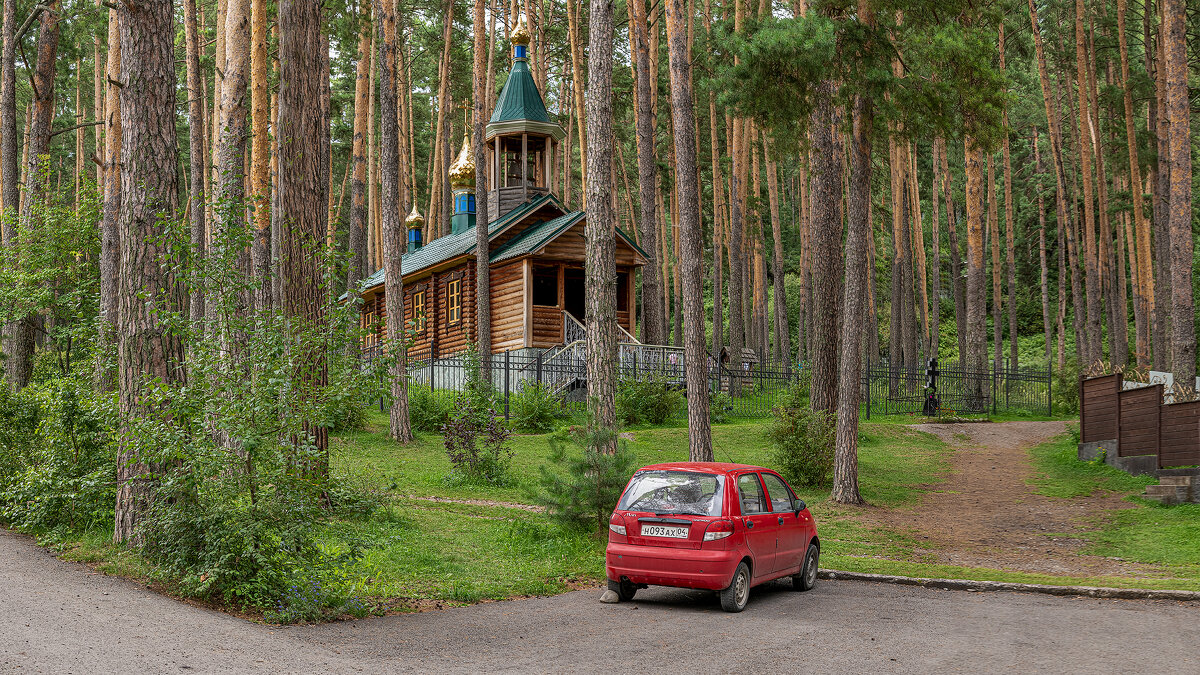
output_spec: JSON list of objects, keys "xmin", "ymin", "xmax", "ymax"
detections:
[
  {"xmin": 778, "ymin": 517, "xmax": 784, "ymax": 525},
  {"xmin": 744, "ymin": 519, "xmax": 754, "ymax": 529}
]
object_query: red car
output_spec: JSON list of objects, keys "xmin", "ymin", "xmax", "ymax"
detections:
[{"xmin": 606, "ymin": 462, "xmax": 820, "ymax": 612}]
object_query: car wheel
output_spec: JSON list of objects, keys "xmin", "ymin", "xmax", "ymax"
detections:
[
  {"xmin": 720, "ymin": 562, "xmax": 751, "ymax": 613},
  {"xmin": 609, "ymin": 579, "xmax": 637, "ymax": 602},
  {"xmin": 793, "ymin": 543, "xmax": 819, "ymax": 592}
]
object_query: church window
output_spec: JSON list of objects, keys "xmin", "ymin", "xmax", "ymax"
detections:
[{"xmin": 447, "ymin": 279, "xmax": 462, "ymax": 324}]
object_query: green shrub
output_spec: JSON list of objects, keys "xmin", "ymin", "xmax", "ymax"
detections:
[
  {"xmin": 533, "ymin": 421, "xmax": 638, "ymax": 532},
  {"xmin": 1054, "ymin": 357, "xmax": 1081, "ymax": 415},
  {"xmin": 442, "ymin": 394, "xmax": 514, "ymax": 486},
  {"xmin": 0, "ymin": 379, "xmax": 115, "ymax": 533},
  {"xmin": 765, "ymin": 383, "xmax": 836, "ymax": 487},
  {"xmin": 510, "ymin": 381, "xmax": 564, "ymax": 433},
  {"xmin": 408, "ymin": 385, "xmax": 455, "ymax": 432},
  {"xmin": 616, "ymin": 375, "xmax": 683, "ymax": 426},
  {"xmin": 709, "ymin": 391, "xmax": 734, "ymax": 424}
]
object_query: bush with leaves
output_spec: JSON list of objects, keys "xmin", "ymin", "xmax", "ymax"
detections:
[
  {"xmin": 765, "ymin": 383, "xmax": 836, "ymax": 487},
  {"xmin": 709, "ymin": 390, "xmax": 735, "ymax": 424},
  {"xmin": 533, "ymin": 419, "xmax": 638, "ymax": 532},
  {"xmin": 510, "ymin": 381, "xmax": 564, "ymax": 433},
  {"xmin": 1053, "ymin": 357, "xmax": 1080, "ymax": 415},
  {"xmin": 616, "ymin": 375, "xmax": 683, "ymax": 426},
  {"xmin": 407, "ymin": 384, "xmax": 455, "ymax": 432},
  {"xmin": 0, "ymin": 378, "xmax": 115, "ymax": 533},
  {"xmin": 441, "ymin": 343, "xmax": 513, "ymax": 485}
]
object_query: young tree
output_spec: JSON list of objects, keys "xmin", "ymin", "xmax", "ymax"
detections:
[
  {"xmin": 664, "ymin": 0, "xmax": 711, "ymax": 461},
  {"xmin": 378, "ymin": 0, "xmax": 412, "ymax": 443},
  {"xmin": 584, "ymin": 0, "xmax": 616, "ymax": 452},
  {"xmin": 114, "ymin": 0, "xmax": 183, "ymax": 544}
]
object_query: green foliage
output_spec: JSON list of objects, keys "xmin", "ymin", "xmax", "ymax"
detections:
[
  {"xmin": 509, "ymin": 381, "xmax": 565, "ymax": 433},
  {"xmin": 765, "ymin": 383, "xmax": 836, "ymax": 487},
  {"xmin": 709, "ymin": 390, "xmax": 735, "ymax": 424},
  {"xmin": 616, "ymin": 375, "xmax": 683, "ymax": 426},
  {"xmin": 533, "ymin": 422, "xmax": 638, "ymax": 532},
  {"xmin": 1054, "ymin": 357, "xmax": 1081, "ymax": 415},
  {"xmin": 442, "ymin": 346, "xmax": 514, "ymax": 486},
  {"xmin": 407, "ymin": 384, "xmax": 456, "ymax": 432},
  {"xmin": 0, "ymin": 378, "xmax": 115, "ymax": 533}
]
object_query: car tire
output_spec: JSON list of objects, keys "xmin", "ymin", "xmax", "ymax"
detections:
[
  {"xmin": 609, "ymin": 579, "xmax": 637, "ymax": 602},
  {"xmin": 720, "ymin": 562, "xmax": 751, "ymax": 613},
  {"xmin": 793, "ymin": 543, "xmax": 819, "ymax": 592}
]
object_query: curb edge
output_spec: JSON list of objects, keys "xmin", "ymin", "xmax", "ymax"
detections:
[{"xmin": 816, "ymin": 569, "xmax": 1200, "ymax": 601}]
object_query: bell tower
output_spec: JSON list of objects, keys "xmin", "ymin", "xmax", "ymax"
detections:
[
  {"xmin": 448, "ymin": 133, "xmax": 476, "ymax": 235},
  {"xmin": 485, "ymin": 13, "xmax": 565, "ymax": 219}
]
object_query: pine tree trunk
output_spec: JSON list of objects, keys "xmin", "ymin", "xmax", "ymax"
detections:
[
  {"xmin": 940, "ymin": 143, "xmax": 966, "ymax": 361},
  {"xmin": 964, "ymin": 138, "xmax": 986, "ymax": 408},
  {"xmin": 184, "ymin": 0, "xmax": 206, "ymax": 331},
  {"xmin": 348, "ymin": 6, "xmax": 371, "ymax": 293},
  {"xmin": 1117, "ymin": 0, "xmax": 1152, "ymax": 367},
  {"xmin": 213, "ymin": 0, "xmax": 250, "ymax": 336},
  {"xmin": 1075, "ymin": 0, "xmax": 1101, "ymax": 367},
  {"xmin": 665, "ymin": 0, "xmax": 711, "ymax": 460},
  {"xmin": 988, "ymin": 154, "xmax": 1002, "ymax": 373},
  {"xmin": 1000, "ymin": 25, "xmax": 1017, "ymax": 370},
  {"xmin": 249, "ymin": 0, "xmax": 270, "ymax": 312},
  {"xmin": 809, "ymin": 83, "xmax": 842, "ymax": 415},
  {"xmin": 909, "ymin": 145, "xmax": 929, "ymax": 359},
  {"xmin": 473, "ymin": 0, "xmax": 491, "ymax": 367},
  {"xmin": 1, "ymin": 0, "xmax": 20, "ymax": 388},
  {"xmin": 1163, "ymin": 0, "xmax": 1194, "ymax": 388},
  {"xmin": 631, "ymin": 0, "xmax": 663, "ymax": 344},
  {"xmin": 1034, "ymin": 130, "xmax": 1052, "ymax": 364},
  {"xmin": 930, "ymin": 139, "xmax": 942, "ymax": 358},
  {"xmin": 567, "ymin": 0, "xmax": 587, "ymax": 202},
  {"xmin": 1149, "ymin": 2, "xmax": 1170, "ymax": 371},
  {"xmin": 7, "ymin": 2, "xmax": 59, "ymax": 390},
  {"xmin": 584, "ymin": 0, "xmax": 617, "ymax": 452},
  {"xmin": 114, "ymin": 0, "xmax": 183, "ymax": 544},
  {"xmin": 378, "ymin": 0, "xmax": 412, "ymax": 442},
  {"xmin": 277, "ymin": 0, "xmax": 329, "ymax": 474},
  {"xmin": 765, "ymin": 146, "xmax": 789, "ymax": 364},
  {"xmin": 832, "ymin": 48, "xmax": 873, "ymax": 505}
]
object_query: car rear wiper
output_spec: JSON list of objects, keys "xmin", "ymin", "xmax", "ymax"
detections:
[{"xmin": 655, "ymin": 511, "xmax": 707, "ymax": 517}]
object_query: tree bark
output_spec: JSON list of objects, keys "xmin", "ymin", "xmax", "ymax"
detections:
[
  {"xmin": 249, "ymin": 0, "xmax": 270, "ymax": 312},
  {"xmin": 631, "ymin": 0, "xmax": 663, "ymax": 345},
  {"xmin": 114, "ymin": 0, "xmax": 183, "ymax": 545},
  {"xmin": 213, "ymin": 0, "xmax": 250, "ymax": 327},
  {"xmin": 940, "ymin": 142, "xmax": 966, "ymax": 361},
  {"xmin": 832, "ymin": 55, "xmax": 872, "ymax": 506},
  {"xmin": 664, "ymin": 0, "xmax": 710, "ymax": 460},
  {"xmin": 809, "ymin": 83, "xmax": 842, "ymax": 415},
  {"xmin": 277, "ymin": 0, "xmax": 329, "ymax": 472},
  {"xmin": 1075, "ymin": 0, "xmax": 1101, "ymax": 367},
  {"xmin": 584, "ymin": 0, "xmax": 616, "ymax": 452},
  {"xmin": 1116, "ymin": 0, "xmax": 1152, "ymax": 367},
  {"xmin": 1000, "ymin": 24, "xmax": 1016, "ymax": 370},
  {"xmin": 988, "ymin": 154, "xmax": 1001, "ymax": 373},
  {"xmin": 964, "ymin": 138, "xmax": 986, "ymax": 407},
  {"xmin": 567, "ymin": 0, "xmax": 587, "ymax": 202},
  {"xmin": 930, "ymin": 139, "xmax": 942, "ymax": 358},
  {"xmin": 765, "ymin": 144, "xmax": 789, "ymax": 364},
  {"xmin": 1034, "ymin": 130, "xmax": 1052, "ymax": 364},
  {"xmin": 1, "ymin": 0, "xmax": 19, "ymax": 388},
  {"xmin": 473, "ymin": 0, "xmax": 491, "ymax": 365},
  {"xmin": 185, "ymin": 0, "xmax": 206, "ymax": 332},
  {"xmin": 379, "ymin": 0, "xmax": 412, "ymax": 443},
  {"xmin": 1149, "ymin": 1, "xmax": 1170, "ymax": 371},
  {"xmin": 348, "ymin": 4, "xmax": 371, "ymax": 293},
  {"xmin": 1163, "ymin": 0, "xmax": 1193, "ymax": 388}
]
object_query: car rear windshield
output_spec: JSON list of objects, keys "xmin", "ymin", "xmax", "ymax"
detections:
[{"xmin": 617, "ymin": 471, "xmax": 725, "ymax": 517}]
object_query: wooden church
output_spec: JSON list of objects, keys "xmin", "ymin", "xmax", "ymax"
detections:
[{"xmin": 354, "ymin": 17, "xmax": 648, "ymax": 360}]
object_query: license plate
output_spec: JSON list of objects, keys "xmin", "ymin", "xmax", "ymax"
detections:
[{"xmin": 641, "ymin": 524, "xmax": 689, "ymax": 539}]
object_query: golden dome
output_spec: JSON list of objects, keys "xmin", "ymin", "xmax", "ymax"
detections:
[
  {"xmin": 405, "ymin": 205, "xmax": 424, "ymax": 229},
  {"xmin": 510, "ymin": 13, "xmax": 531, "ymax": 47},
  {"xmin": 448, "ymin": 134, "xmax": 475, "ymax": 189}
]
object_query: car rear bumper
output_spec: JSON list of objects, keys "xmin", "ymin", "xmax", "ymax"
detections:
[{"xmin": 606, "ymin": 543, "xmax": 741, "ymax": 591}]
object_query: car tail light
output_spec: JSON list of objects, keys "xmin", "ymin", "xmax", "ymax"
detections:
[
  {"xmin": 703, "ymin": 520, "xmax": 733, "ymax": 541},
  {"xmin": 608, "ymin": 512, "xmax": 627, "ymax": 537}
]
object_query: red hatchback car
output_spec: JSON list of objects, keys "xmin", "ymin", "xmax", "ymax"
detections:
[{"xmin": 606, "ymin": 462, "xmax": 820, "ymax": 612}]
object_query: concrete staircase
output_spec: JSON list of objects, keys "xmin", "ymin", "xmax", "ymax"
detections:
[{"xmin": 1143, "ymin": 469, "xmax": 1199, "ymax": 506}]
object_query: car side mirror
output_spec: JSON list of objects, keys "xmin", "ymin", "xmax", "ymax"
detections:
[{"xmin": 793, "ymin": 499, "xmax": 806, "ymax": 515}]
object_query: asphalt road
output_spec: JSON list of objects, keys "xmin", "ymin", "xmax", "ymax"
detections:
[{"xmin": 3, "ymin": 528, "xmax": 1197, "ymax": 674}]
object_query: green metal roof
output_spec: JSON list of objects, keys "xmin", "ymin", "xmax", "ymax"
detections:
[
  {"xmin": 489, "ymin": 212, "xmax": 585, "ymax": 264},
  {"xmin": 346, "ymin": 194, "xmax": 561, "ymax": 299},
  {"xmin": 489, "ymin": 59, "xmax": 551, "ymax": 124}
]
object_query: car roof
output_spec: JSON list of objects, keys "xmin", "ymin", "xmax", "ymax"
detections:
[{"xmin": 635, "ymin": 462, "xmax": 772, "ymax": 475}]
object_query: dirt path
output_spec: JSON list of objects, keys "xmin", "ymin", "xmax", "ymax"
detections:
[{"xmin": 864, "ymin": 421, "xmax": 1159, "ymax": 579}]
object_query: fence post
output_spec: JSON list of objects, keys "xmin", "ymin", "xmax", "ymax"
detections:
[
  {"xmin": 633, "ymin": 350, "xmax": 638, "ymax": 381},
  {"xmin": 504, "ymin": 350, "xmax": 511, "ymax": 420},
  {"xmin": 865, "ymin": 365, "xmax": 871, "ymax": 420},
  {"xmin": 536, "ymin": 349, "xmax": 543, "ymax": 386}
]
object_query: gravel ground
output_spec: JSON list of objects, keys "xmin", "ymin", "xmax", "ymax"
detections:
[{"xmin": 3, "ymin": 528, "xmax": 1198, "ymax": 674}]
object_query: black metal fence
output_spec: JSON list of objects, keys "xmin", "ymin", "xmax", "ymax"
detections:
[
  {"xmin": 861, "ymin": 359, "xmax": 1052, "ymax": 418},
  {"xmin": 362, "ymin": 344, "xmax": 801, "ymax": 420}
]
